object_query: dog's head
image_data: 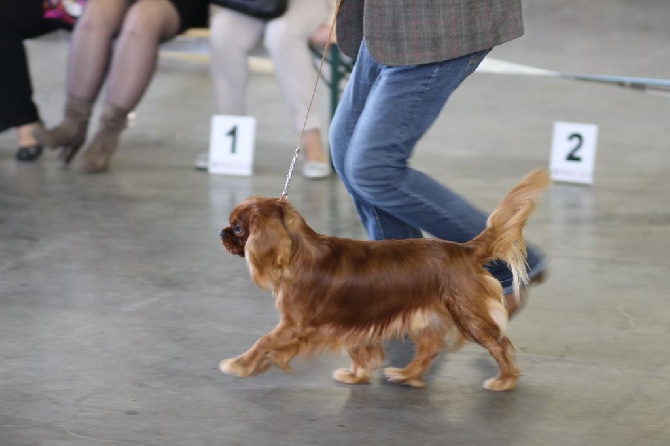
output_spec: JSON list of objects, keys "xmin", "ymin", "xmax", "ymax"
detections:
[
  {"xmin": 220, "ymin": 196, "xmax": 310, "ymax": 288},
  {"xmin": 220, "ymin": 196, "xmax": 261, "ymax": 257}
]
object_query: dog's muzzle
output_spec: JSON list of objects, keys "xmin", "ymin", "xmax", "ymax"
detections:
[{"xmin": 219, "ymin": 228, "xmax": 227, "ymax": 240}]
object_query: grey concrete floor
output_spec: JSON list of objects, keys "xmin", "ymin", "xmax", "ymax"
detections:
[{"xmin": 2, "ymin": 1, "xmax": 670, "ymax": 445}]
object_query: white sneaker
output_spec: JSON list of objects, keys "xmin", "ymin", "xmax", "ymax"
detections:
[
  {"xmin": 194, "ymin": 152, "xmax": 208, "ymax": 170},
  {"xmin": 302, "ymin": 161, "xmax": 332, "ymax": 179}
]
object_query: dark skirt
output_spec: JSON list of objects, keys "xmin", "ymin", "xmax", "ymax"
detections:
[{"xmin": 168, "ymin": 0, "xmax": 209, "ymax": 32}]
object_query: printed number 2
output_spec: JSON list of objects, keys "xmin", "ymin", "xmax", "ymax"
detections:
[
  {"xmin": 566, "ymin": 132, "xmax": 583, "ymax": 162},
  {"xmin": 227, "ymin": 125, "xmax": 238, "ymax": 154}
]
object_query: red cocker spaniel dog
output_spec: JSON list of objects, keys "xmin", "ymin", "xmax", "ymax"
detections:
[{"xmin": 219, "ymin": 169, "xmax": 549, "ymax": 391}]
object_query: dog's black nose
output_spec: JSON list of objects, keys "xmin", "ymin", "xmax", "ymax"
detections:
[{"xmin": 219, "ymin": 229, "xmax": 226, "ymax": 240}]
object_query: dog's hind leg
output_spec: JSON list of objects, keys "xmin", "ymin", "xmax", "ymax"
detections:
[
  {"xmin": 480, "ymin": 336, "xmax": 519, "ymax": 391},
  {"xmin": 333, "ymin": 344, "xmax": 384, "ymax": 385},
  {"xmin": 383, "ymin": 328, "xmax": 444, "ymax": 388},
  {"xmin": 459, "ymin": 301, "xmax": 518, "ymax": 391}
]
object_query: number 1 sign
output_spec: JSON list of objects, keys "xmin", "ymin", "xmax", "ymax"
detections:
[
  {"xmin": 209, "ymin": 115, "xmax": 256, "ymax": 176},
  {"xmin": 549, "ymin": 121, "xmax": 598, "ymax": 184}
]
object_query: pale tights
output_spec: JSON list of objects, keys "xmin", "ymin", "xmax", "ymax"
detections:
[{"xmin": 209, "ymin": 1, "xmax": 330, "ymax": 163}]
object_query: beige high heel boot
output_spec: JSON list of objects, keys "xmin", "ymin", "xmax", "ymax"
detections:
[
  {"xmin": 32, "ymin": 95, "xmax": 93, "ymax": 164},
  {"xmin": 80, "ymin": 104, "xmax": 128, "ymax": 174}
]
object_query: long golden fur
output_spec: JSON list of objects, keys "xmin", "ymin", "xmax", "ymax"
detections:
[{"xmin": 219, "ymin": 169, "xmax": 550, "ymax": 390}]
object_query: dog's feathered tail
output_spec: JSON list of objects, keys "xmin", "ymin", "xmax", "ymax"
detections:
[{"xmin": 468, "ymin": 169, "xmax": 550, "ymax": 300}]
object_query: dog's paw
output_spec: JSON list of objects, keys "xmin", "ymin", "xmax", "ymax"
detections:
[
  {"xmin": 219, "ymin": 357, "xmax": 252, "ymax": 377},
  {"xmin": 383, "ymin": 367, "xmax": 426, "ymax": 388},
  {"xmin": 332, "ymin": 368, "xmax": 370, "ymax": 385},
  {"xmin": 482, "ymin": 376, "xmax": 517, "ymax": 391}
]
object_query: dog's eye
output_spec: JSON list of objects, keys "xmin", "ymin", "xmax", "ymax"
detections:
[{"xmin": 233, "ymin": 224, "xmax": 243, "ymax": 235}]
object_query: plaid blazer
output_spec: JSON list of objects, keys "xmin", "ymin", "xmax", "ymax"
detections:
[{"xmin": 336, "ymin": 0, "xmax": 524, "ymax": 65}]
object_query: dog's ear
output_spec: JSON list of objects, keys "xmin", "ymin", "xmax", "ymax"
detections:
[
  {"xmin": 245, "ymin": 201, "xmax": 293, "ymax": 287},
  {"xmin": 272, "ymin": 201, "xmax": 293, "ymax": 271},
  {"xmin": 274, "ymin": 200, "xmax": 314, "ymax": 239}
]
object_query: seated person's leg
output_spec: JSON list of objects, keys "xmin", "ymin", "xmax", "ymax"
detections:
[{"xmin": 265, "ymin": 0, "xmax": 331, "ymax": 177}]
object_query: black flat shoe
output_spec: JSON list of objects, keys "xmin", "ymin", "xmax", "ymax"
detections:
[{"xmin": 15, "ymin": 144, "xmax": 43, "ymax": 162}]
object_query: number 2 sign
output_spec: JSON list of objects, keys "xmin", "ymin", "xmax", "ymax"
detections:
[
  {"xmin": 550, "ymin": 122, "xmax": 598, "ymax": 184},
  {"xmin": 209, "ymin": 115, "xmax": 256, "ymax": 176}
]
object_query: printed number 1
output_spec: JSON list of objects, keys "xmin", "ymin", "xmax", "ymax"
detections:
[
  {"xmin": 566, "ymin": 132, "xmax": 583, "ymax": 162},
  {"xmin": 227, "ymin": 125, "xmax": 238, "ymax": 154}
]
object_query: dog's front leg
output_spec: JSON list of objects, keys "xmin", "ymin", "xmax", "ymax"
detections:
[{"xmin": 220, "ymin": 321, "xmax": 300, "ymax": 377}]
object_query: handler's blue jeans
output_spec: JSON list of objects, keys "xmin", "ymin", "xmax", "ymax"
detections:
[{"xmin": 329, "ymin": 41, "xmax": 545, "ymax": 294}]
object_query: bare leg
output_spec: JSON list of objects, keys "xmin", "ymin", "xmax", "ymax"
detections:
[
  {"xmin": 300, "ymin": 128, "xmax": 327, "ymax": 164},
  {"xmin": 333, "ymin": 344, "xmax": 384, "ymax": 385},
  {"xmin": 17, "ymin": 123, "xmax": 40, "ymax": 146}
]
